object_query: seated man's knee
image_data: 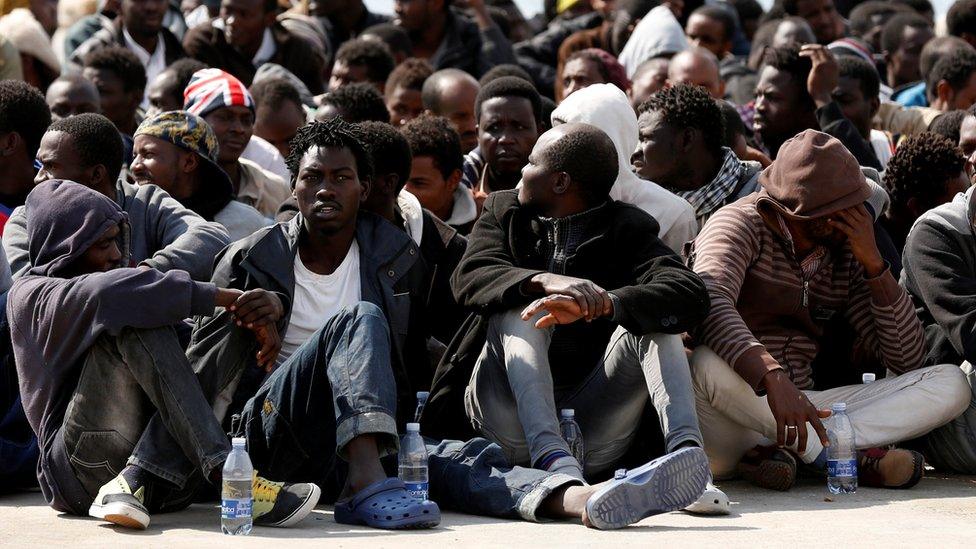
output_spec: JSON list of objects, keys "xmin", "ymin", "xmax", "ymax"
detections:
[{"xmin": 930, "ymin": 364, "xmax": 973, "ymax": 419}]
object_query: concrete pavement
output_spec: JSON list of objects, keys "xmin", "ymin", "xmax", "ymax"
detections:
[{"xmin": 2, "ymin": 475, "xmax": 975, "ymax": 547}]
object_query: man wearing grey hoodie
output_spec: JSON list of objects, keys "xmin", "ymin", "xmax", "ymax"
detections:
[
  {"xmin": 3, "ymin": 113, "xmax": 229, "ymax": 282},
  {"xmin": 7, "ymin": 179, "xmax": 320, "ymax": 530}
]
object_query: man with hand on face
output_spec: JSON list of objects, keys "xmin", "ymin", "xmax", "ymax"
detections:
[
  {"xmin": 132, "ymin": 111, "xmax": 271, "ymax": 241},
  {"xmin": 183, "ymin": 0, "xmax": 325, "ymax": 94},
  {"xmin": 8, "ymin": 179, "xmax": 319, "ymax": 530},
  {"xmin": 460, "ymin": 76, "xmax": 542, "ymax": 214},
  {"xmin": 688, "ymin": 129, "xmax": 970, "ymax": 493},
  {"xmin": 427, "ymin": 121, "xmax": 719, "ymax": 518}
]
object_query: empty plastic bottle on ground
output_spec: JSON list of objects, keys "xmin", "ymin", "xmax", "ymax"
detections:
[
  {"xmin": 400, "ymin": 423, "xmax": 430, "ymax": 500},
  {"xmin": 827, "ymin": 402, "xmax": 857, "ymax": 494},
  {"xmin": 560, "ymin": 409, "xmax": 585, "ymax": 468},
  {"xmin": 414, "ymin": 391, "xmax": 429, "ymax": 423},
  {"xmin": 221, "ymin": 437, "xmax": 253, "ymax": 535}
]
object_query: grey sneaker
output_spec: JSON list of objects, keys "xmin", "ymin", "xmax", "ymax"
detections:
[
  {"xmin": 252, "ymin": 475, "xmax": 321, "ymax": 527},
  {"xmin": 585, "ymin": 447, "xmax": 710, "ymax": 530}
]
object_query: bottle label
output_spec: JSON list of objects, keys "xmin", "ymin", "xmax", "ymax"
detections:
[
  {"xmin": 827, "ymin": 458, "xmax": 857, "ymax": 478},
  {"xmin": 404, "ymin": 482, "xmax": 428, "ymax": 501},
  {"xmin": 221, "ymin": 498, "xmax": 252, "ymax": 519}
]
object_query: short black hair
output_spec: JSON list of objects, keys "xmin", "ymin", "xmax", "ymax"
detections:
[
  {"xmin": 837, "ymin": 55, "xmax": 881, "ymax": 101},
  {"xmin": 286, "ymin": 118, "xmax": 374, "ymax": 186},
  {"xmin": 928, "ymin": 109, "xmax": 968, "ymax": 144},
  {"xmin": 361, "ymin": 23, "xmax": 413, "ymax": 58},
  {"xmin": 385, "ymin": 58, "xmax": 434, "ymax": 96},
  {"xmin": 729, "ymin": 0, "xmax": 764, "ymax": 22},
  {"xmin": 475, "ymin": 76, "xmax": 543, "ymax": 124},
  {"xmin": 884, "ymin": 131, "xmax": 966, "ymax": 212},
  {"xmin": 689, "ymin": 5, "xmax": 737, "ymax": 42},
  {"xmin": 539, "ymin": 96, "xmax": 557, "ymax": 132},
  {"xmin": 891, "ymin": 0, "xmax": 933, "ymax": 15},
  {"xmin": 334, "ymin": 39, "xmax": 396, "ymax": 85},
  {"xmin": 167, "ymin": 58, "xmax": 208, "ymax": 91},
  {"xmin": 564, "ymin": 50, "xmax": 611, "ymax": 83},
  {"xmin": 250, "ymin": 77, "xmax": 303, "ymax": 112},
  {"xmin": 850, "ymin": 1, "xmax": 909, "ymax": 39},
  {"xmin": 400, "ymin": 114, "xmax": 463, "ymax": 181},
  {"xmin": 881, "ymin": 13, "xmax": 931, "ymax": 55},
  {"xmin": 47, "ymin": 113, "xmax": 124, "ymax": 183},
  {"xmin": 638, "ymin": 83, "xmax": 726, "ymax": 156},
  {"xmin": 319, "ymin": 83, "xmax": 390, "ymax": 123},
  {"xmin": 920, "ymin": 36, "xmax": 974, "ymax": 76},
  {"xmin": 421, "ymin": 69, "xmax": 479, "ymax": 113},
  {"xmin": 82, "ymin": 45, "xmax": 147, "ymax": 94},
  {"xmin": 927, "ymin": 47, "xmax": 976, "ymax": 95},
  {"xmin": 761, "ymin": 43, "xmax": 816, "ymax": 111},
  {"xmin": 948, "ymin": 0, "xmax": 976, "ymax": 38},
  {"xmin": 354, "ymin": 121, "xmax": 412, "ymax": 191},
  {"xmin": 617, "ymin": 0, "xmax": 659, "ymax": 20},
  {"xmin": 478, "ymin": 63, "xmax": 533, "ymax": 88},
  {"xmin": 717, "ymin": 99, "xmax": 749, "ymax": 146},
  {"xmin": 541, "ymin": 124, "xmax": 618, "ymax": 205},
  {"xmin": 0, "ymin": 80, "xmax": 51, "ymax": 158}
]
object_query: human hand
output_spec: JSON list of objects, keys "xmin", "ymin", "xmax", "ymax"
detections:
[
  {"xmin": 827, "ymin": 204, "xmax": 885, "ymax": 277},
  {"xmin": 229, "ymin": 289, "xmax": 285, "ymax": 328},
  {"xmin": 526, "ymin": 273, "xmax": 612, "ymax": 321},
  {"xmin": 799, "ymin": 44, "xmax": 838, "ymax": 108},
  {"xmin": 215, "ymin": 288, "xmax": 244, "ymax": 308},
  {"xmin": 763, "ymin": 369, "xmax": 831, "ymax": 452},
  {"xmin": 252, "ymin": 323, "xmax": 282, "ymax": 372},
  {"xmin": 521, "ymin": 294, "xmax": 587, "ymax": 328}
]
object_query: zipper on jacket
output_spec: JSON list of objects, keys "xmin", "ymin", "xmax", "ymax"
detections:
[{"xmin": 802, "ymin": 280, "xmax": 809, "ymax": 308}]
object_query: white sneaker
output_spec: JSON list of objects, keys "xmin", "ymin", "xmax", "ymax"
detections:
[{"xmin": 684, "ymin": 481, "xmax": 731, "ymax": 515}]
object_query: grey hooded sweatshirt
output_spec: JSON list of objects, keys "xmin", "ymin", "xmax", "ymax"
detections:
[
  {"xmin": 3, "ymin": 179, "xmax": 230, "ymax": 282},
  {"xmin": 7, "ymin": 180, "xmax": 217, "ymax": 510}
]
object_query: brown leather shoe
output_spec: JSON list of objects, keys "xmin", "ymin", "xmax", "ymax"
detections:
[
  {"xmin": 858, "ymin": 448, "xmax": 925, "ymax": 489},
  {"xmin": 737, "ymin": 446, "xmax": 797, "ymax": 491}
]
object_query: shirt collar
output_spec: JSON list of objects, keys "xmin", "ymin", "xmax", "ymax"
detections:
[
  {"xmin": 252, "ymin": 27, "xmax": 277, "ymax": 67},
  {"xmin": 122, "ymin": 28, "xmax": 164, "ymax": 65}
]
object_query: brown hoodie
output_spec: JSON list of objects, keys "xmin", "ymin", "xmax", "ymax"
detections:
[{"xmin": 688, "ymin": 130, "xmax": 925, "ymax": 392}]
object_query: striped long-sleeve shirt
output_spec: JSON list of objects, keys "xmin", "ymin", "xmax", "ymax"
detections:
[{"xmin": 688, "ymin": 195, "xmax": 925, "ymax": 392}]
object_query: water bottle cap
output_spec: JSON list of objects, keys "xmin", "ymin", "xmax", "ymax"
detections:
[
  {"xmin": 417, "ymin": 391, "xmax": 429, "ymax": 399},
  {"xmin": 862, "ymin": 373, "xmax": 876, "ymax": 383},
  {"xmin": 232, "ymin": 437, "xmax": 246, "ymax": 447},
  {"xmin": 406, "ymin": 423, "xmax": 420, "ymax": 433},
  {"xmin": 831, "ymin": 402, "xmax": 847, "ymax": 412},
  {"xmin": 560, "ymin": 408, "xmax": 575, "ymax": 418}
]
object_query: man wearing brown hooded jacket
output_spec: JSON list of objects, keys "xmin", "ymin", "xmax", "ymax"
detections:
[{"xmin": 687, "ymin": 130, "xmax": 971, "ymax": 492}]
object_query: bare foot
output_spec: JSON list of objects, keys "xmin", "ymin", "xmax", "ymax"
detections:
[
  {"xmin": 338, "ymin": 435, "xmax": 389, "ymax": 500},
  {"xmin": 539, "ymin": 480, "xmax": 616, "ymax": 528}
]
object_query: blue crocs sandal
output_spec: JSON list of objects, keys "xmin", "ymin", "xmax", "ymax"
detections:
[
  {"xmin": 585, "ymin": 446, "xmax": 710, "ymax": 530},
  {"xmin": 334, "ymin": 478, "xmax": 441, "ymax": 530}
]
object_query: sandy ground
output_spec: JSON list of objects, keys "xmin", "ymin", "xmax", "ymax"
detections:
[{"xmin": 2, "ymin": 474, "xmax": 975, "ymax": 548}]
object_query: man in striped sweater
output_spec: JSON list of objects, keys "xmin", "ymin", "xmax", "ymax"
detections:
[{"xmin": 688, "ymin": 129, "xmax": 971, "ymax": 491}]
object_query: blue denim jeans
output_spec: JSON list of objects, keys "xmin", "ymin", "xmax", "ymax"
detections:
[{"xmin": 239, "ymin": 302, "xmax": 580, "ymax": 520}]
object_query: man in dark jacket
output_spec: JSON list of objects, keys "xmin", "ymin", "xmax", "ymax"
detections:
[
  {"xmin": 427, "ymin": 122, "xmax": 712, "ymax": 485},
  {"xmin": 182, "ymin": 0, "xmax": 326, "ymax": 94},
  {"xmin": 8, "ymin": 179, "xmax": 318, "ymax": 529},
  {"xmin": 754, "ymin": 43, "xmax": 882, "ymax": 169},
  {"xmin": 393, "ymin": 0, "xmax": 515, "ymax": 77},
  {"xmin": 69, "ymin": 0, "xmax": 187, "ymax": 108},
  {"xmin": 198, "ymin": 118, "xmax": 710, "ymax": 530}
]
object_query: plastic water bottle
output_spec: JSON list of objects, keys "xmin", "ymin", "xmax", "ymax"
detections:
[
  {"xmin": 827, "ymin": 402, "xmax": 857, "ymax": 494},
  {"xmin": 559, "ymin": 409, "xmax": 585, "ymax": 468},
  {"xmin": 414, "ymin": 391, "xmax": 430, "ymax": 423},
  {"xmin": 221, "ymin": 437, "xmax": 253, "ymax": 535},
  {"xmin": 399, "ymin": 423, "xmax": 429, "ymax": 500}
]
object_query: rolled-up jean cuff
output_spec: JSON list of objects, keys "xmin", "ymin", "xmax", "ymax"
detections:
[
  {"xmin": 336, "ymin": 410, "xmax": 399, "ymax": 460},
  {"xmin": 668, "ymin": 434, "xmax": 704, "ymax": 453},
  {"xmin": 516, "ymin": 473, "xmax": 583, "ymax": 522}
]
